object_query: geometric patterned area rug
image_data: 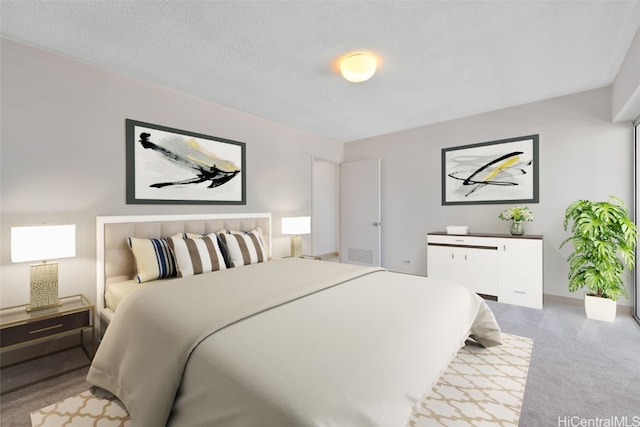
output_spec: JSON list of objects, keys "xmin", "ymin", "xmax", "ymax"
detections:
[
  {"xmin": 409, "ymin": 333, "xmax": 534, "ymax": 427},
  {"xmin": 30, "ymin": 387, "xmax": 131, "ymax": 427},
  {"xmin": 32, "ymin": 333, "xmax": 532, "ymax": 427}
]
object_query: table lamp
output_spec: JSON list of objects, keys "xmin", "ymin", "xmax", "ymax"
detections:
[
  {"xmin": 281, "ymin": 216, "xmax": 310, "ymax": 258},
  {"xmin": 11, "ymin": 224, "xmax": 76, "ymax": 312}
]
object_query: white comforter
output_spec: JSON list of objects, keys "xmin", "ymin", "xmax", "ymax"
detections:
[{"xmin": 87, "ymin": 258, "xmax": 501, "ymax": 427}]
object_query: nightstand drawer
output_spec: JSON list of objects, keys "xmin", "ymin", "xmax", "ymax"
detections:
[{"xmin": 0, "ymin": 311, "xmax": 90, "ymax": 348}]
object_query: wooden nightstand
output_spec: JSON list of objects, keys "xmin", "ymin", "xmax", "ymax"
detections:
[{"xmin": 0, "ymin": 294, "xmax": 95, "ymax": 394}]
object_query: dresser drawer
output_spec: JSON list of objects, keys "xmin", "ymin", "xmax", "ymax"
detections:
[
  {"xmin": 0, "ymin": 310, "xmax": 90, "ymax": 348},
  {"xmin": 498, "ymin": 278, "xmax": 542, "ymax": 309},
  {"xmin": 428, "ymin": 234, "xmax": 498, "ymax": 248}
]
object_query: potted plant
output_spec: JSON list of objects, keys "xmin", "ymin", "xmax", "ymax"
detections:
[
  {"xmin": 498, "ymin": 206, "xmax": 534, "ymax": 235},
  {"xmin": 560, "ymin": 196, "xmax": 637, "ymax": 322}
]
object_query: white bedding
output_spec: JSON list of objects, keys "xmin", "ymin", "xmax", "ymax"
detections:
[
  {"xmin": 88, "ymin": 258, "xmax": 501, "ymax": 427},
  {"xmin": 104, "ymin": 279, "xmax": 162, "ymax": 312}
]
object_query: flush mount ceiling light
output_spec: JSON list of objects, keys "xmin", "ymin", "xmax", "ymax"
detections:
[{"xmin": 340, "ymin": 53, "xmax": 377, "ymax": 83}]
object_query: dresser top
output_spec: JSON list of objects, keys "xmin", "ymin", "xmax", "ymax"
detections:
[{"xmin": 428, "ymin": 231, "xmax": 543, "ymax": 240}]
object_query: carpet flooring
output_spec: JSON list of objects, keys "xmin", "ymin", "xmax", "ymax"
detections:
[
  {"xmin": 1, "ymin": 348, "xmax": 91, "ymax": 427},
  {"xmin": 486, "ymin": 299, "xmax": 640, "ymax": 426},
  {"xmin": 2, "ymin": 299, "xmax": 639, "ymax": 426}
]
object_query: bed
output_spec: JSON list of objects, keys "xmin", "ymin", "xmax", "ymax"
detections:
[{"xmin": 89, "ymin": 213, "xmax": 502, "ymax": 427}]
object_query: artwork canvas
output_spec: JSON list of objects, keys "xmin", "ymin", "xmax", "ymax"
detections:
[
  {"xmin": 126, "ymin": 119, "xmax": 246, "ymax": 204},
  {"xmin": 442, "ymin": 135, "xmax": 539, "ymax": 205}
]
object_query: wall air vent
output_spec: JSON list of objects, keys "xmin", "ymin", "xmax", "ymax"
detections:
[{"xmin": 347, "ymin": 248, "xmax": 374, "ymax": 265}]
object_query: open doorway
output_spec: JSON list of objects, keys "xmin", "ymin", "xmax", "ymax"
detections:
[{"xmin": 311, "ymin": 158, "xmax": 339, "ymax": 259}]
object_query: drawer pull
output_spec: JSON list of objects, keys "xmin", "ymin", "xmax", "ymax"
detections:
[
  {"xmin": 514, "ymin": 290, "xmax": 526, "ymax": 294},
  {"xmin": 29, "ymin": 324, "xmax": 64, "ymax": 334}
]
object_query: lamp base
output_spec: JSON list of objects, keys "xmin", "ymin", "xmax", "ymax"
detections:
[
  {"xmin": 290, "ymin": 235, "xmax": 302, "ymax": 258},
  {"xmin": 27, "ymin": 262, "xmax": 61, "ymax": 312},
  {"xmin": 26, "ymin": 301, "xmax": 63, "ymax": 312}
]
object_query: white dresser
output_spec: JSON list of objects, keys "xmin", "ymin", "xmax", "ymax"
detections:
[{"xmin": 427, "ymin": 232, "xmax": 543, "ymax": 309}]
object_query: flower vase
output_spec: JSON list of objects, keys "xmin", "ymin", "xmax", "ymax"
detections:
[{"xmin": 510, "ymin": 221, "xmax": 524, "ymax": 236}]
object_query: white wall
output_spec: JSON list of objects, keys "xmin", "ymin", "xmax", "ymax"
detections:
[
  {"xmin": 344, "ymin": 87, "xmax": 635, "ymax": 305},
  {"xmin": 612, "ymin": 26, "xmax": 640, "ymax": 122},
  {"xmin": 0, "ymin": 38, "xmax": 343, "ymax": 307}
]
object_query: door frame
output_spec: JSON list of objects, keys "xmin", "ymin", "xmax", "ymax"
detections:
[{"xmin": 339, "ymin": 158, "xmax": 382, "ymax": 266}]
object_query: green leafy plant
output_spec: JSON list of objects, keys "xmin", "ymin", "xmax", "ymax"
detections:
[{"xmin": 560, "ymin": 196, "xmax": 637, "ymax": 301}]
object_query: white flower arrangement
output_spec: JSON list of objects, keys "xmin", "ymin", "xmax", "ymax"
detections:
[{"xmin": 498, "ymin": 206, "xmax": 534, "ymax": 222}]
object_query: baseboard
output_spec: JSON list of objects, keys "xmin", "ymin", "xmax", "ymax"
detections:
[
  {"xmin": 544, "ymin": 294, "xmax": 633, "ymax": 315},
  {"xmin": 300, "ymin": 253, "xmax": 340, "ymax": 263},
  {"xmin": 312, "ymin": 252, "xmax": 339, "ymax": 262}
]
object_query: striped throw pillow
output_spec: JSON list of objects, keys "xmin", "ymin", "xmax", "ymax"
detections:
[
  {"xmin": 127, "ymin": 237, "xmax": 177, "ymax": 283},
  {"xmin": 168, "ymin": 233, "xmax": 227, "ymax": 277},
  {"xmin": 226, "ymin": 226, "xmax": 269, "ymax": 260},
  {"xmin": 218, "ymin": 229, "xmax": 267, "ymax": 267}
]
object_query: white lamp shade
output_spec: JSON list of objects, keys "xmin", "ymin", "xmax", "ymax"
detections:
[
  {"xmin": 11, "ymin": 224, "xmax": 76, "ymax": 262},
  {"xmin": 340, "ymin": 53, "xmax": 377, "ymax": 83},
  {"xmin": 281, "ymin": 216, "xmax": 311, "ymax": 235}
]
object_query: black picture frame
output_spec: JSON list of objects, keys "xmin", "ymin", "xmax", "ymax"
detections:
[
  {"xmin": 442, "ymin": 134, "xmax": 539, "ymax": 205},
  {"xmin": 126, "ymin": 119, "xmax": 246, "ymax": 205}
]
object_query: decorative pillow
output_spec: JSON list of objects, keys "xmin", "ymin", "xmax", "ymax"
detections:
[
  {"xmin": 218, "ymin": 229, "xmax": 267, "ymax": 267},
  {"xmin": 226, "ymin": 226, "xmax": 270, "ymax": 259},
  {"xmin": 184, "ymin": 232, "xmax": 205, "ymax": 239},
  {"xmin": 127, "ymin": 237, "xmax": 177, "ymax": 283},
  {"xmin": 168, "ymin": 233, "xmax": 227, "ymax": 277}
]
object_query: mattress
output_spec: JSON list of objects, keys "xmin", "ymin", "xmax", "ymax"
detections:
[{"xmin": 88, "ymin": 258, "xmax": 501, "ymax": 427}]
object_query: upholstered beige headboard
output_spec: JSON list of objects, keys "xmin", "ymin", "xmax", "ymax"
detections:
[{"xmin": 96, "ymin": 213, "xmax": 272, "ymax": 317}]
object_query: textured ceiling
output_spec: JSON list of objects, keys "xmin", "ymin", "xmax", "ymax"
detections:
[{"xmin": 2, "ymin": 1, "xmax": 640, "ymax": 142}]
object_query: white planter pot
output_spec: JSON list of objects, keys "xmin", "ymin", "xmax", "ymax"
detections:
[{"xmin": 584, "ymin": 294, "xmax": 617, "ymax": 322}]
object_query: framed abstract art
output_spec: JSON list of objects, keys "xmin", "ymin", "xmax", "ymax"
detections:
[
  {"xmin": 126, "ymin": 119, "xmax": 246, "ymax": 205},
  {"xmin": 442, "ymin": 134, "xmax": 539, "ymax": 205}
]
